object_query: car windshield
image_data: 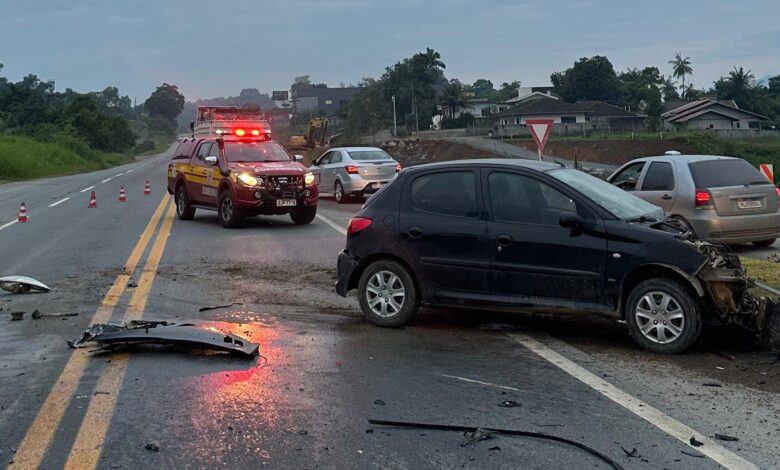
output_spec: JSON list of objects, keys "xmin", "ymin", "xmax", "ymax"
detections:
[
  {"xmin": 548, "ymin": 168, "xmax": 664, "ymax": 219},
  {"xmin": 223, "ymin": 141, "xmax": 291, "ymax": 163},
  {"xmin": 689, "ymin": 159, "xmax": 770, "ymax": 188},
  {"xmin": 348, "ymin": 150, "xmax": 393, "ymax": 161}
]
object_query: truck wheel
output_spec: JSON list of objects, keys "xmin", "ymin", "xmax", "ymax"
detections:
[
  {"xmin": 218, "ymin": 191, "xmax": 242, "ymax": 228},
  {"xmin": 334, "ymin": 181, "xmax": 348, "ymax": 204},
  {"xmin": 175, "ymin": 185, "xmax": 195, "ymax": 220},
  {"xmin": 625, "ymin": 278, "xmax": 701, "ymax": 354},
  {"xmin": 358, "ymin": 260, "xmax": 419, "ymax": 327},
  {"xmin": 290, "ymin": 206, "xmax": 317, "ymax": 225}
]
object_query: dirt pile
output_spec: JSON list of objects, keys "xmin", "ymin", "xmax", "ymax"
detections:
[
  {"xmin": 381, "ymin": 139, "xmax": 496, "ymax": 167},
  {"xmin": 513, "ymin": 138, "xmax": 697, "ymax": 165}
]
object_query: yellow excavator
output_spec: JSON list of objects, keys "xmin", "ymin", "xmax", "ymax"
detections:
[{"xmin": 288, "ymin": 117, "xmax": 329, "ymax": 149}]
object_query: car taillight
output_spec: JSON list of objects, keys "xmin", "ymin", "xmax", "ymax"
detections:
[
  {"xmin": 347, "ymin": 217, "xmax": 372, "ymax": 235},
  {"xmin": 346, "ymin": 165, "xmax": 359, "ymax": 174},
  {"xmin": 775, "ymin": 186, "xmax": 780, "ymax": 197},
  {"xmin": 395, "ymin": 163, "xmax": 402, "ymax": 172},
  {"xmin": 695, "ymin": 189, "xmax": 713, "ymax": 208}
]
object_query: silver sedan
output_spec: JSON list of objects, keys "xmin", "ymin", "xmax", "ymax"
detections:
[{"xmin": 309, "ymin": 147, "xmax": 400, "ymax": 203}]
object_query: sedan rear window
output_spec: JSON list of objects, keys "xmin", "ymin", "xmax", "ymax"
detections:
[
  {"xmin": 689, "ymin": 159, "xmax": 768, "ymax": 188},
  {"xmin": 348, "ymin": 150, "xmax": 392, "ymax": 161}
]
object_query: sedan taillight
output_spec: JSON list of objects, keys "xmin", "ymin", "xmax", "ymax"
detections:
[
  {"xmin": 347, "ymin": 217, "xmax": 372, "ymax": 236},
  {"xmin": 345, "ymin": 165, "xmax": 359, "ymax": 174}
]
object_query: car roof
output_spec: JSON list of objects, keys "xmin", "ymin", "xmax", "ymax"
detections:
[
  {"xmin": 408, "ymin": 158, "xmax": 560, "ymax": 172},
  {"xmin": 628, "ymin": 154, "xmax": 738, "ymax": 164}
]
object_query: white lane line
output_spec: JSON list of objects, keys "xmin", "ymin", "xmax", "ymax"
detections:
[
  {"xmin": 0, "ymin": 220, "xmax": 18, "ymax": 232},
  {"xmin": 100, "ymin": 178, "xmax": 112, "ymax": 184},
  {"xmin": 316, "ymin": 213, "xmax": 347, "ymax": 236},
  {"xmin": 80, "ymin": 186, "xmax": 95, "ymax": 193},
  {"xmin": 115, "ymin": 172, "xmax": 125, "ymax": 177},
  {"xmin": 438, "ymin": 374, "xmax": 520, "ymax": 392},
  {"xmin": 49, "ymin": 197, "xmax": 70, "ymax": 207},
  {"xmin": 507, "ymin": 333, "xmax": 758, "ymax": 470}
]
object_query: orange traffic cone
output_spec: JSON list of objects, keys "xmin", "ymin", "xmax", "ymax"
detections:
[
  {"xmin": 144, "ymin": 180, "xmax": 151, "ymax": 196},
  {"xmin": 18, "ymin": 202, "xmax": 28, "ymax": 222},
  {"xmin": 119, "ymin": 186, "xmax": 127, "ymax": 202},
  {"xmin": 88, "ymin": 191, "xmax": 97, "ymax": 208}
]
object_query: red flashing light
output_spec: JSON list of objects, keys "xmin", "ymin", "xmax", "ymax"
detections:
[
  {"xmin": 347, "ymin": 217, "xmax": 372, "ymax": 236},
  {"xmin": 234, "ymin": 128, "xmax": 246, "ymax": 137},
  {"xmin": 395, "ymin": 163, "xmax": 402, "ymax": 173},
  {"xmin": 251, "ymin": 129, "xmax": 261, "ymax": 136},
  {"xmin": 695, "ymin": 189, "xmax": 712, "ymax": 207},
  {"xmin": 345, "ymin": 165, "xmax": 359, "ymax": 174}
]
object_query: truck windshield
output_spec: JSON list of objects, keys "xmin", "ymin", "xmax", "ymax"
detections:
[
  {"xmin": 548, "ymin": 168, "xmax": 664, "ymax": 220},
  {"xmin": 223, "ymin": 141, "xmax": 291, "ymax": 163}
]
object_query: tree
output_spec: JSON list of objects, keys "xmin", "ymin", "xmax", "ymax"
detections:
[
  {"xmin": 668, "ymin": 53, "xmax": 693, "ymax": 100},
  {"xmin": 619, "ymin": 67, "xmax": 662, "ymax": 110},
  {"xmin": 440, "ymin": 79, "xmax": 465, "ymax": 118},
  {"xmin": 551, "ymin": 56, "xmax": 621, "ymax": 102},
  {"xmin": 495, "ymin": 81, "xmax": 521, "ymax": 102},
  {"xmin": 660, "ymin": 75, "xmax": 679, "ymax": 101},
  {"xmin": 473, "ymin": 79, "xmax": 494, "ymax": 98},
  {"xmin": 144, "ymin": 83, "xmax": 185, "ymax": 121}
]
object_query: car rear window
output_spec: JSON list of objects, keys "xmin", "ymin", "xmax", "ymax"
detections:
[
  {"xmin": 348, "ymin": 150, "xmax": 392, "ymax": 161},
  {"xmin": 689, "ymin": 159, "xmax": 768, "ymax": 188}
]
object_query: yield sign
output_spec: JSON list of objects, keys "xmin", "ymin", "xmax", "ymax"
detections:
[{"xmin": 526, "ymin": 119, "xmax": 554, "ymax": 155}]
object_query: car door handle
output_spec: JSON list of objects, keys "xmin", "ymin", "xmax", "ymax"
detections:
[
  {"xmin": 407, "ymin": 227, "xmax": 423, "ymax": 239},
  {"xmin": 496, "ymin": 234, "xmax": 513, "ymax": 246},
  {"xmin": 661, "ymin": 194, "xmax": 673, "ymax": 200}
]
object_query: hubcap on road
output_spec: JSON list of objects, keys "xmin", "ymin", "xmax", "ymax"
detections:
[
  {"xmin": 221, "ymin": 197, "xmax": 233, "ymax": 221},
  {"xmin": 635, "ymin": 291, "xmax": 685, "ymax": 344},
  {"xmin": 366, "ymin": 270, "xmax": 405, "ymax": 318}
]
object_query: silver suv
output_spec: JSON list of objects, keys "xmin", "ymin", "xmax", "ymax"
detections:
[
  {"xmin": 609, "ymin": 154, "xmax": 780, "ymax": 246},
  {"xmin": 309, "ymin": 147, "xmax": 400, "ymax": 203}
]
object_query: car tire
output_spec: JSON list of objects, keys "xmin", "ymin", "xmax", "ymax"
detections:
[
  {"xmin": 334, "ymin": 180, "xmax": 347, "ymax": 204},
  {"xmin": 753, "ymin": 238, "xmax": 776, "ymax": 247},
  {"xmin": 625, "ymin": 278, "xmax": 702, "ymax": 354},
  {"xmin": 175, "ymin": 185, "xmax": 195, "ymax": 220},
  {"xmin": 358, "ymin": 260, "xmax": 419, "ymax": 327},
  {"xmin": 290, "ymin": 205, "xmax": 317, "ymax": 225},
  {"xmin": 218, "ymin": 191, "xmax": 242, "ymax": 228}
]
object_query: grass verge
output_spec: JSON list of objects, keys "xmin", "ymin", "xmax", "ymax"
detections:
[{"xmin": 741, "ymin": 257, "xmax": 780, "ymax": 290}]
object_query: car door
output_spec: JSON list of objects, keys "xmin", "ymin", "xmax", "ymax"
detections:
[
  {"xmin": 635, "ymin": 161, "xmax": 676, "ymax": 212},
  {"xmin": 484, "ymin": 169, "xmax": 607, "ymax": 302},
  {"xmin": 608, "ymin": 161, "xmax": 646, "ymax": 192},
  {"xmin": 399, "ymin": 169, "xmax": 491, "ymax": 296},
  {"xmin": 310, "ymin": 151, "xmax": 332, "ymax": 190},
  {"xmin": 327, "ymin": 150, "xmax": 344, "ymax": 190},
  {"xmin": 190, "ymin": 141, "xmax": 219, "ymax": 206}
]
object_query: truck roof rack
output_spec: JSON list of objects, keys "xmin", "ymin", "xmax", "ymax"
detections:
[{"xmin": 192, "ymin": 106, "xmax": 272, "ymax": 138}]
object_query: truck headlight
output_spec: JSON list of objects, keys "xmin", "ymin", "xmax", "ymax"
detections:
[
  {"xmin": 237, "ymin": 173, "xmax": 258, "ymax": 187},
  {"xmin": 304, "ymin": 172, "xmax": 315, "ymax": 185}
]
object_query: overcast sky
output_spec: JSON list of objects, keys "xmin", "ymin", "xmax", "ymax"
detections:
[{"xmin": 1, "ymin": 0, "xmax": 778, "ymax": 102}]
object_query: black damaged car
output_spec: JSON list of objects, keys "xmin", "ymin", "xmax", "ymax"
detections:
[{"xmin": 336, "ymin": 159, "xmax": 778, "ymax": 354}]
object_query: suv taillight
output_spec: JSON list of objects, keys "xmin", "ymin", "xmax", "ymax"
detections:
[
  {"xmin": 347, "ymin": 217, "xmax": 372, "ymax": 236},
  {"xmin": 695, "ymin": 189, "xmax": 713, "ymax": 208},
  {"xmin": 345, "ymin": 165, "xmax": 359, "ymax": 174}
]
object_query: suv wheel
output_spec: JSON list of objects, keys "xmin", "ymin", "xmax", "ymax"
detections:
[
  {"xmin": 334, "ymin": 180, "xmax": 348, "ymax": 204},
  {"xmin": 290, "ymin": 205, "xmax": 317, "ymax": 225},
  {"xmin": 358, "ymin": 260, "xmax": 419, "ymax": 327},
  {"xmin": 175, "ymin": 185, "xmax": 195, "ymax": 220},
  {"xmin": 218, "ymin": 191, "xmax": 242, "ymax": 228},
  {"xmin": 625, "ymin": 278, "xmax": 701, "ymax": 354}
]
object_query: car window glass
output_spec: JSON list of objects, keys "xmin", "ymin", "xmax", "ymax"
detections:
[
  {"xmin": 689, "ymin": 159, "xmax": 769, "ymax": 188},
  {"xmin": 489, "ymin": 172, "xmax": 577, "ymax": 225},
  {"xmin": 611, "ymin": 162, "xmax": 645, "ymax": 191},
  {"xmin": 196, "ymin": 142, "xmax": 212, "ymax": 160},
  {"xmin": 318, "ymin": 152, "xmax": 332, "ymax": 166},
  {"xmin": 641, "ymin": 162, "xmax": 674, "ymax": 191},
  {"xmin": 331, "ymin": 151, "xmax": 342, "ymax": 164},
  {"xmin": 411, "ymin": 171, "xmax": 478, "ymax": 218}
]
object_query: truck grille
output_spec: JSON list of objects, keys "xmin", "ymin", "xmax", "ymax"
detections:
[{"xmin": 267, "ymin": 175, "xmax": 302, "ymax": 199}]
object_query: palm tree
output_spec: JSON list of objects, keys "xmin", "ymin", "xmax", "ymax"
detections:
[
  {"xmin": 440, "ymin": 80, "xmax": 464, "ymax": 118},
  {"xmin": 668, "ymin": 53, "xmax": 693, "ymax": 99},
  {"xmin": 660, "ymin": 75, "xmax": 679, "ymax": 101},
  {"xmin": 727, "ymin": 66, "xmax": 754, "ymax": 92}
]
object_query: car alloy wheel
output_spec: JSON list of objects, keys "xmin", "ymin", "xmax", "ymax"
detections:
[
  {"xmin": 634, "ymin": 291, "xmax": 685, "ymax": 344},
  {"xmin": 335, "ymin": 181, "xmax": 345, "ymax": 203},
  {"xmin": 221, "ymin": 196, "xmax": 233, "ymax": 221},
  {"xmin": 365, "ymin": 270, "xmax": 406, "ymax": 318},
  {"xmin": 175, "ymin": 186, "xmax": 195, "ymax": 220}
]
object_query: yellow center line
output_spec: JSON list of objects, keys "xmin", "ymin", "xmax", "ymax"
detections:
[
  {"xmin": 10, "ymin": 195, "xmax": 171, "ymax": 470},
  {"xmin": 64, "ymin": 201, "xmax": 177, "ymax": 469}
]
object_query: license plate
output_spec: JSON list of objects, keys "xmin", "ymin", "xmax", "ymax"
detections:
[
  {"xmin": 737, "ymin": 200, "xmax": 762, "ymax": 209},
  {"xmin": 276, "ymin": 199, "xmax": 297, "ymax": 207}
]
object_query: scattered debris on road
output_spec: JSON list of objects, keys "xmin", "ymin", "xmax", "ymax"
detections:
[
  {"xmin": 767, "ymin": 252, "xmax": 779, "ymax": 264},
  {"xmin": 144, "ymin": 441, "xmax": 160, "ymax": 452},
  {"xmin": 68, "ymin": 320, "xmax": 259, "ymax": 357},
  {"xmin": 620, "ymin": 447, "xmax": 640, "ymax": 458},
  {"xmin": 497, "ymin": 400, "xmax": 521, "ymax": 408},
  {"xmin": 127, "ymin": 279, "xmax": 138, "ymax": 288},
  {"xmin": 373, "ymin": 399, "xmax": 385, "ymax": 406},
  {"xmin": 689, "ymin": 436, "xmax": 704, "ymax": 447},
  {"xmin": 461, "ymin": 428, "xmax": 497, "ymax": 447},
  {"xmin": 368, "ymin": 419, "xmax": 625, "ymax": 470},
  {"xmin": 9, "ymin": 311, "xmax": 24, "ymax": 321},
  {"xmin": 31, "ymin": 310, "xmax": 78, "ymax": 320},
  {"xmin": 681, "ymin": 449, "xmax": 705, "ymax": 458},
  {"xmin": 713, "ymin": 433, "xmax": 739, "ymax": 442},
  {"xmin": 702, "ymin": 382, "xmax": 723, "ymax": 388},
  {"xmin": 198, "ymin": 302, "xmax": 242, "ymax": 312},
  {"xmin": 0, "ymin": 276, "xmax": 50, "ymax": 294}
]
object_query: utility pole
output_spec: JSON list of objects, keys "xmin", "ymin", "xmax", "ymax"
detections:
[
  {"xmin": 411, "ymin": 81, "xmax": 419, "ymax": 133},
  {"xmin": 392, "ymin": 95, "xmax": 397, "ymax": 137}
]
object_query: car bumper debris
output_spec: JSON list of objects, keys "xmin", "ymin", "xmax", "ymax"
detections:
[
  {"xmin": 68, "ymin": 320, "xmax": 259, "ymax": 357},
  {"xmin": 0, "ymin": 276, "xmax": 51, "ymax": 294}
]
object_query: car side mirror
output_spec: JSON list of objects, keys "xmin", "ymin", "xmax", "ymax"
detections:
[
  {"xmin": 559, "ymin": 212, "xmax": 584, "ymax": 233},
  {"xmin": 205, "ymin": 156, "xmax": 218, "ymax": 165},
  {"xmin": 294, "ymin": 154, "xmax": 304, "ymax": 163}
]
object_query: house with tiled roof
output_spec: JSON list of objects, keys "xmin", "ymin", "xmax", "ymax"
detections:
[
  {"xmin": 662, "ymin": 99, "xmax": 767, "ymax": 131},
  {"xmin": 577, "ymin": 101, "xmax": 646, "ymax": 132}
]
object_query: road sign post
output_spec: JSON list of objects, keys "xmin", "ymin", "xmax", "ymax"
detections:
[{"xmin": 525, "ymin": 119, "xmax": 554, "ymax": 161}]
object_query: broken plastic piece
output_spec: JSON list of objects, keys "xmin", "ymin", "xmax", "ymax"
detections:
[
  {"xmin": 0, "ymin": 276, "xmax": 51, "ymax": 294},
  {"xmin": 69, "ymin": 320, "xmax": 259, "ymax": 357}
]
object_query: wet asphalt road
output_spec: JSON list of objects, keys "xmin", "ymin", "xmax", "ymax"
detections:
[{"xmin": 0, "ymin": 150, "xmax": 778, "ymax": 469}]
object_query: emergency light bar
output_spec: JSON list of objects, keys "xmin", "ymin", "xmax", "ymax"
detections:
[{"xmin": 193, "ymin": 106, "xmax": 272, "ymax": 138}]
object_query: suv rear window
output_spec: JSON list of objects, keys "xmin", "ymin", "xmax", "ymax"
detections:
[{"xmin": 689, "ymin": 159, "xmax": 768, "ymax": 188}]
